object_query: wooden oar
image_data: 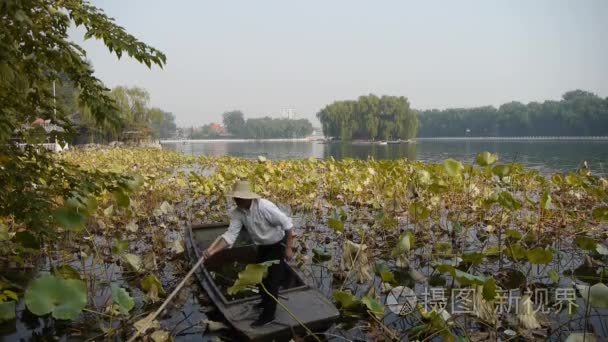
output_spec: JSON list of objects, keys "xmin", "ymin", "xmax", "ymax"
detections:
[{"xmin": 126, "ymin": 252, "xmax": 206, "ymax": 342}]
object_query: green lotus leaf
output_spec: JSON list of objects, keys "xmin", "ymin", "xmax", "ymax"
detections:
[
  {"xmin": 53, "ymin": 265, "xmax": 81, "ymax": 280},
  {"xmin": 0, "ymin": 301, "xmax": 16, "ymax": 322},
  {"xmin": 576, "ymin": 283, "xmax": 608, "ymax": 309},
  {"xmin": 333, "ymin": 290, "xmax": 361, "ymax": 310},
  {"xmin": 505, "ymin": 243, "xmax": 526, "ymax": 261},
  {"xmin": 122, "ymin": 253, "xmax": 143, "ymax": 273},
  {"xmin": 53, "ymin": 206, "xmax": 87, "ymax": 232},
  {"xmin": 461, "ymin": 252, "xmax": 484, "ymax": 265},
  {"xmin": 327, "ymin": 218, "xmax": 344, "ymax": 233},
  {"xmin": 111, "ymin": 285, "xmax": 134, "ymax": 315},
  {"xmin": 227, "ymin": 261, "xmax": 278, "ymax": 295},
  {"xmin": 482, "ymin": 277, "xmax": 497, "ymax": 301},
  {"xmin": 380, "ymin": 270, "xmax": 396, "ymax": 284},
  {"xmin": 526, "ymin": 248, "xmax": 553, "ymax": 265},
  {"xmin": 548, "ymin": 269, "xmax": 560, "ymax": 283},
  {"xmin": 476, "ymin": 152, "xmax": 498, "ymax": 166},
  {"xmin": 540, "ymin": 191, "xmax": 552, "ymax": 210},
  {"xmin": 497, "ymin": 192, "xmax": 521, "ymax": 211},
  {"xmin": 25, "ymin": 275, "xmax": 87, "ymax": 320},
  {"xmin": 113, "ymin": 189, "xmax": 130, "ymax": 208},
  {"xmin": 443, "ymin": 159, "xmax": 463, "ymax": 178},
  {"xmin": 312, "ymin": 247, "xmax": 332, "ymax": 263},
  {"xmin": 0, "ymin": 223, "xmax": 9, "ymax": 241},
  {"xmin": 592, "ymin": 207, "xmax": 608, "ymax": 221},
  {"xmin": 408, "ymin": 202, "xmax": 430, "ymax": 221},
  {"xmin": 361, "ymin": 295, "xmax": 385, "ymax": 319},
  {"xmin": 575, "ymin": 236, "xmax": 597, "ymax": 251},
  {"xmin": 141, "ymin": 274, "xmax": 165, "ymax": 295},
  {"xmin": 492, "ymin": 164, "xmax": 512, "ymax": 178},
  {"xmin": 112, "ymin": 239, "xmax": 130, "ymax": 255}
]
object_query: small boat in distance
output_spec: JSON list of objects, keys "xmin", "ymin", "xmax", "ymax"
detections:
[{"xmin": 185, "ymin": 222, "xmax": 339, "ymax": 341}]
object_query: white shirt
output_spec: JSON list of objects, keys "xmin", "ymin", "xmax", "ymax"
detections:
[{"xmin": 221, "ymin": 198, "xmax": 293, "ymax": 246}]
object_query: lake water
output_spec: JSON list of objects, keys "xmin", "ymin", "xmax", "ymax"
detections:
[{"xmin": 162, "ymin": 139, "xmax": 608, "ymax": 175}]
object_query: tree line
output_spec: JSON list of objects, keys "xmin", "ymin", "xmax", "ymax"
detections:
[
  {"xmin": 316, "ymin": 95, "xmax": 419, "ymax": 141},
  {"xmin": 187, "ymin": 111, "xmax": 313, "ymax": 139},
  {"xmin": 56, "ymin": 78, "xmax": 176, "ymax": 143},
  {"xmin": 417, "ymin": 90, "xmax": 608, "ymax": 137}
]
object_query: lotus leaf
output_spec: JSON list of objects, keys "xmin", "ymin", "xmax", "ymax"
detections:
[
  {"xmin": 24, "ymin": 275, "xmax": 87, "ymax": 320},
  {"xmin": 576, "ymin": 283, "xmax": 608, "ymax": 309},
  {"xmin": 592, "ymin": 207, "xmax": 608, "ymax": 221},
  {"xmin": 111, "ymin": 285, "xmax": 134, "ymax": 315},
  {"xmin": 526, "ymin": 248, "xmax": 553, "ymax": 264},
  {"xmin": 53, "ymin": 265, "xmax": 81, "ymax": 280},
  {"xmin": 443, "ymin": 159, "xmax": 463, "ymax": 178},
  {"xmin": 227, "ymin": 261, "xmax": 277, "ymax": 295},
  {"xmin": 476, "ymin": 152, "xmax": 498, "ymax": 166},
  {"xmin": 391, "ymin": 231, "xmax": 414, "ymax": 256},
  {"xmin": 122, "ymin": 253, "xmax": 143, "ymax": 273},
  {"xmin": 0, "ymin": 301, "xmax": 16, "ymax": 322},
  {"xmin": 333, "ymin": 290, "xmax": 361, "ymax": 310},
  {"xmin": 312, "ymin": 247, "xmax": 332, "ymax": 263},
  {"xmin": 361, "ymin": 295, "xmax": 385, "ymax": 319}
]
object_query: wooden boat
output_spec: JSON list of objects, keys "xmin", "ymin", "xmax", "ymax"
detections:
[{"xmin": 185, "ymin": 222, "xmax": 339, "ymax": 341}]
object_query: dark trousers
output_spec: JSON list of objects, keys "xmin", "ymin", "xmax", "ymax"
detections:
[{"xmin": 256, "ymin": 237, "xmax": 287, "ymax": 319}]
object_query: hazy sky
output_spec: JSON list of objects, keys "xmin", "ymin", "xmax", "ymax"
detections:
[{"xmin": 72, "ymin": 0, "xmax": 608, "ymax": 127}]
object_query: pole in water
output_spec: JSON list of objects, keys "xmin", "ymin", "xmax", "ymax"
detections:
[{"xmin": 126, "ymin": 253, "xmax": 207, "ymax": 342}]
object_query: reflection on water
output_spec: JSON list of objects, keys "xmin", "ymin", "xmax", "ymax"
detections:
[{"xmin": 163, "ymin": 140, "xmax": 608, "ymax": 174}]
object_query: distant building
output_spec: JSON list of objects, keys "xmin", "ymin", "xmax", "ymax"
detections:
[{"xmin": 209, "ymin": 123, "xmax": 225, "ymax": 135}]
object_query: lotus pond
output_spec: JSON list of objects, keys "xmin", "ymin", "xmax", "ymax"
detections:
[{"xmin": 1, "ymin": 147, "xmax": 607, "ymax": 341}]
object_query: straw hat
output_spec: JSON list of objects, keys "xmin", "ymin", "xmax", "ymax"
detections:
[{"xmin": 226, "ymin": 180, "xmax": 260, "ymax": 199}]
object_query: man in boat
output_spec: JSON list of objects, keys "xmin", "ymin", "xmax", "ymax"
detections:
[{"xmin": 201, "ymin": 180, "xmax": 294, "ymax": 327}]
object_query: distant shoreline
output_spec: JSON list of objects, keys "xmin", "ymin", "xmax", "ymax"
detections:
[{"xmin": 162, "ymin": 136, "xmax": 608, "ymax": 144}]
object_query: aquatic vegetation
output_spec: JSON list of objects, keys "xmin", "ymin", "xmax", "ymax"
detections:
[{"xmin": 1, "ymin": 147, "xmax": 607, "ymax": 340}]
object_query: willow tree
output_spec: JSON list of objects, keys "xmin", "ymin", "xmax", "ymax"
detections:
[
  {"xmin": 0, "ymin": 1, "xmax": 166, "ymax": 244},
  {"xmin": 316, "ymin": 95, "xmax": 419, "ymax": 140}
]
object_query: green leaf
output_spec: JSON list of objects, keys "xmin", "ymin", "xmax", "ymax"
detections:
[
  {"xmin": 575, "ymin": 236, "xmax": 597, "ymax": 251},
  {"xmin": 122, "ymin": 253, "xmax": 143, "ymax": 273},
  {"xmin": 548, "ymin": 269, "xmax": 560, "ymax": 283},
  {"xmin": 141, "ymin": 274, "xmax": 165, "ymax": 295},
  {"xmin": 409, "ymin": 202, "xmax": 430, "ymax": 221},
  {"xmin": 461, "ymin": 252, "xmax": 484, "ymax": 265},
  {"xmin": 380, "ymin": 270, "xmax": 396, "ymax": 284},
  {"xmin": 111, "ymin": 285, "xmax": 134, "ymax": 315},
  {"xmin": 312, "ymin": 247, "xmax": 332, "ymax": 263},
  {"xmin": 497, "ymin": 192, "xmax": 521, "ymax": 211},
  {"xmin": 15, "ymin": 231, "xmax": 40, "ymax": 249},
  {"xmin": 482, "ymin": 277, "xmax": 497, "ymax": 301},
  {"xmin": 505, "ymin": 243, "xmax": 526, "ymax": 260},
  {"xmin": 505, "ymin": 229, "xmax": 522, "ymax": 241},
  {"xmin": 526, "ymin": 248, "xmax": 553, "ymax": 265},
  {"xmin": 53, "ymin": 265, "xmax": 82, "ymax": 280},
  {"xmin": 53, "ymin": 206, "xmax": 87, "ymax": 232},
  {"xmin": 444, "ymin": 159, "xmax": 464, "ymax": 178},
  {"xmin": 391, "ymin": 231, "xmax": 415, "ymax": 256},
  {"xmin": 0, "ymin": 301, "xmax": 16, "ymax": 322},
  {"xmin": 24, "ymin": 275, "xmax": 87, "ymax": 320},
  {"xmin": 416, "ymin": 170, "xmax": 432, "ymax": 185},
  {"xmin": 576, "ymin": 283, "xmax": 608, "ymax": 309},
  {"xmin": 492, "ymin": 164, "xmax": 512, "ymax": 178},
  {"xmin": 227, "ymin": 261, "xmax": 278, "ymax": 295},
  {"xmin": 112, "ymin": 240, "xmax": 130, "ymax": 255},
  {"xmin": 328, "ymin": 218, "xmax": 344, "ymax": 233},
  {"xmin": 592, "ymin": 207, "xmax": 608, "ymax": 221},
  {"xmin": 333, "ymin": 290, "xmax": 361, "ymax": 310},
  {"xmin": 361, "ymin": 295, "xmax": 385, "ymax": 319},
  {"xmin": 476, "ymin": 152, "xmax": 498, "ymax": 166},
  {"xmin": 540, "ymin": 191, "xmax": 552, "ymax": 210},
  {"xmin": 113, "ymin": 190, "xmax": 130, "ymax": 208},
  {"xmin": 0, "ymin": 223, "xmax": 9, "ymax": 241}
]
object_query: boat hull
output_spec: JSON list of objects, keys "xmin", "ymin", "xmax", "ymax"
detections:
[{"xmin": 185, "ymin": 223, "xmax": 339, "ymax": 341}]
